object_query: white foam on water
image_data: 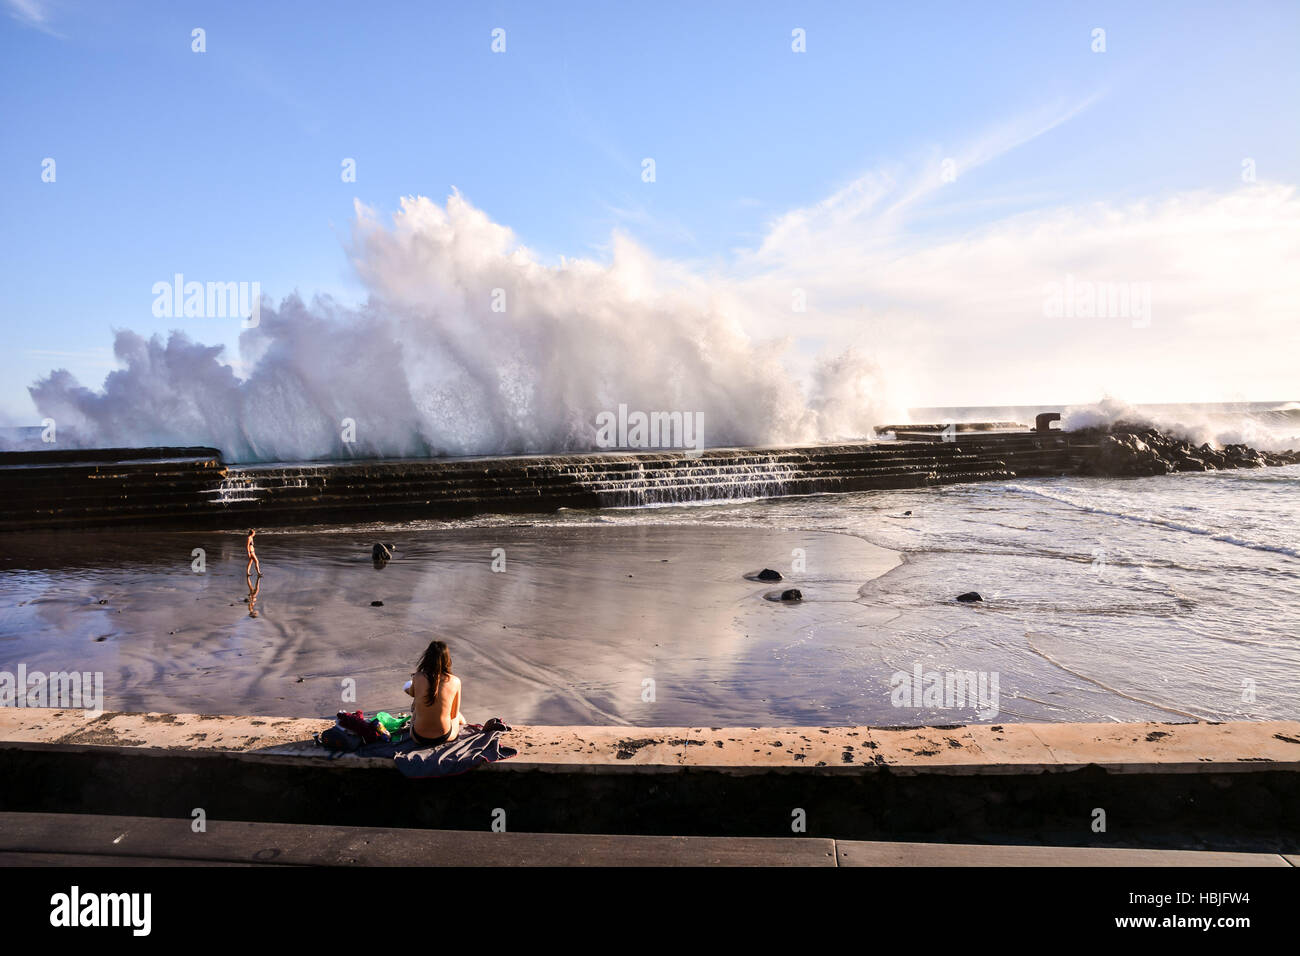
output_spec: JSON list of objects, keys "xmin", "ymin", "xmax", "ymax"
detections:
[
  {"xmin": 1060, "ymin": 397, "xmax": 1300, "ymax": 452},
  {"xmin": 996, "ymin": 480, "xmax": 1300, "ymax": 560}
]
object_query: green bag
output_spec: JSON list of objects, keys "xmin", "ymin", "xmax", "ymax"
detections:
[{"xmin": 375, "ymin": 711, "xmax": 411, "ymax": 735}]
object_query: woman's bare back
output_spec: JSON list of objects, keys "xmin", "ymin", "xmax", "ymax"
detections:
[{"xmin": 410, "ymin": 671, "xmax": 463, "ymax": 740}]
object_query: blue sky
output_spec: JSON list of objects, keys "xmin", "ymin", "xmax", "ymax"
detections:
[{"xmin": 2, "ymin": 0, "xmax": 1298, "ymax": 429}]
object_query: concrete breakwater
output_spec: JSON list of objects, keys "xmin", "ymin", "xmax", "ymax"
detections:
[
  {"xmin": 1, "ymin": 423, "xmax": 1295, "ymax": 531},
  {"xmin": 0, "ymin": 430, "xmax": 1084, "ymax": 531}
]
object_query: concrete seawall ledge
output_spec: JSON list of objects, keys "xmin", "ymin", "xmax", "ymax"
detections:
[
  {"xmin": 5, "ymin": 710, "xmax": 1300, "ymax": 847},
  {"xmin": 3, "ymin": 709, "xmax": 1299, "ymax": 775}
]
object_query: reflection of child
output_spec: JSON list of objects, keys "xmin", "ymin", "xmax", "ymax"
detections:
[
  {"xmin": 245, "ymin": 529, "xmax": 262, "ymax": 578},
  {"xmin": 246, "ymin": 575, "xmax": 260, "ymax": 618}
]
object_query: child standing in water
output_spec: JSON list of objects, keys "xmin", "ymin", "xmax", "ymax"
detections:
[{"xmin": 245, "ymin": 528, "xmax": 262, "ymax": 578}]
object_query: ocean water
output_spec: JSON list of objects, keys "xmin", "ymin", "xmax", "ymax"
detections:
[
  {"xmin": 1, "ymin": 466, "xmax": 1296, "ymax": 726},
  {"xmin": 461, "ymin": 464, "xmax": 1300, "ymax": 724}
]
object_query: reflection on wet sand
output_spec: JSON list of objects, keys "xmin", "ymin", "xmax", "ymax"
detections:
[
  {"xmin": 0, "ymin": 525, "xmax": 898, "ymax": 725},
  {"xmin": 245, "ymin": 574, "xmax": 261, "ymax": 619}
]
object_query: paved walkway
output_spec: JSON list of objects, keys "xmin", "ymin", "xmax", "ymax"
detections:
[{"xmin": 0, "ymin": 813, "xmax": 1292, "ymax": 866}]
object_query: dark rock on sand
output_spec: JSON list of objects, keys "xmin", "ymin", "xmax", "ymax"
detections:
[
  {"xmin": 956, "ymin": 591, "xmax": 982, "ymax": 603},
  {"xmin": 757, "ymin": 568, "xmax": 783, "ymax": 581},
  {"xmin": 780, "ymin": 588, "xmax": 802, "ymax": 602},
  {"xmin": 370, "ymin": 600, "xmax": 384, "ymax": 607}
]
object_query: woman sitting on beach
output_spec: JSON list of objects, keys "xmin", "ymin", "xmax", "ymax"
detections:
[{"xmin": 404, "ymin": 639, "xmax": 467, "ymax": 746}]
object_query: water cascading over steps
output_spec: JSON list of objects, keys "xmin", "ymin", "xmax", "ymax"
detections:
[{"xmin": 0, "ymin": 429, "xmax": 1086, "ymax": 530}]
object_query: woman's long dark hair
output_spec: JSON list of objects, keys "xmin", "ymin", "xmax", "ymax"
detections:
[{"xmin": 415, "ymin": 640, "xmax": 452, "ymax": 708}]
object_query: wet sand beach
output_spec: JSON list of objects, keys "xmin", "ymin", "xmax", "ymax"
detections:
[{"xmin": 0, "ymin": 524, "xmax": 899, "ymax": 724}]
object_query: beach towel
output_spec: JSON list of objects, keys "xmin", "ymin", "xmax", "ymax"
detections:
[
  {"xmin": 392, "ymin": 718, "xmax": 517, "ymax": 778},
  {"xmin": 328, "ymin": 715, "xmax": 516, "ymax": 777}
]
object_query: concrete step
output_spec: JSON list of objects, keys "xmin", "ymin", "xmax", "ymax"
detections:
[
  {"xmin": 0, "ymin": 812, "xmax": 835, "ymax": 866},
  {"xmin": 0, "ymin": 456, "xmax": 1037, "ymax": 513},
  {"xmin": 0, "ymin": 812, "xmax": 1287, "ymax": 866},
  {"xmin": 835, "ymin": 840, "xmax": 1289, "ymax": 867}
]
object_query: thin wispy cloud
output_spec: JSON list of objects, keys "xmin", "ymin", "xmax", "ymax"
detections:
[
  {"xmin": 746, "ymin": 96, "xmax": 1103, "ymax": 269},
  {"xmin": 24, "ymin": 347, "xmax": 115, "ymax": 368},
  {"xmin": 598, "ymin": 197, "xmax": 699, "ymax": 249},
  {"xmin": 5, "ymin": 0, "xmax": 62, "ymax": 36}
]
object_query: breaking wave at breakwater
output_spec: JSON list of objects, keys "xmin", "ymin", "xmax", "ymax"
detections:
[
  {"xmin": 18, "ymin": 194, "xmax": 901, "ymax": 464},
  {"xmin": 909, "ymin": 400, "xmax": 1300, "ymax": 454},
  {"xmin": 1059, "ymin": 398, "xmax": 1300, "ymax": 452},
  {"xmin": 19, "ymin": 188, "xmax": 1293, "ymax": 466}
]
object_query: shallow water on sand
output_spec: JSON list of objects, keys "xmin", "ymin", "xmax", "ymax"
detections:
[
  {"xmin": 1, "ymin": 465, "xmax": 1297, "ymax": 726},
  {"xmin": 0, "ymin": 525, "xmax": 898, "ymax": 724}
]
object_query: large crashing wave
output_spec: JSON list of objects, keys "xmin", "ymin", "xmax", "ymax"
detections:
[{"xmin": 26, "ymin": 194, "xmax": 900, "ymax": 462}]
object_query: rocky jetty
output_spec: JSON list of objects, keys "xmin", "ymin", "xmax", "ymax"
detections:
[{"xmin": 1075, "ymin": 424, "xmax": 1300, "ymax": 478}]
